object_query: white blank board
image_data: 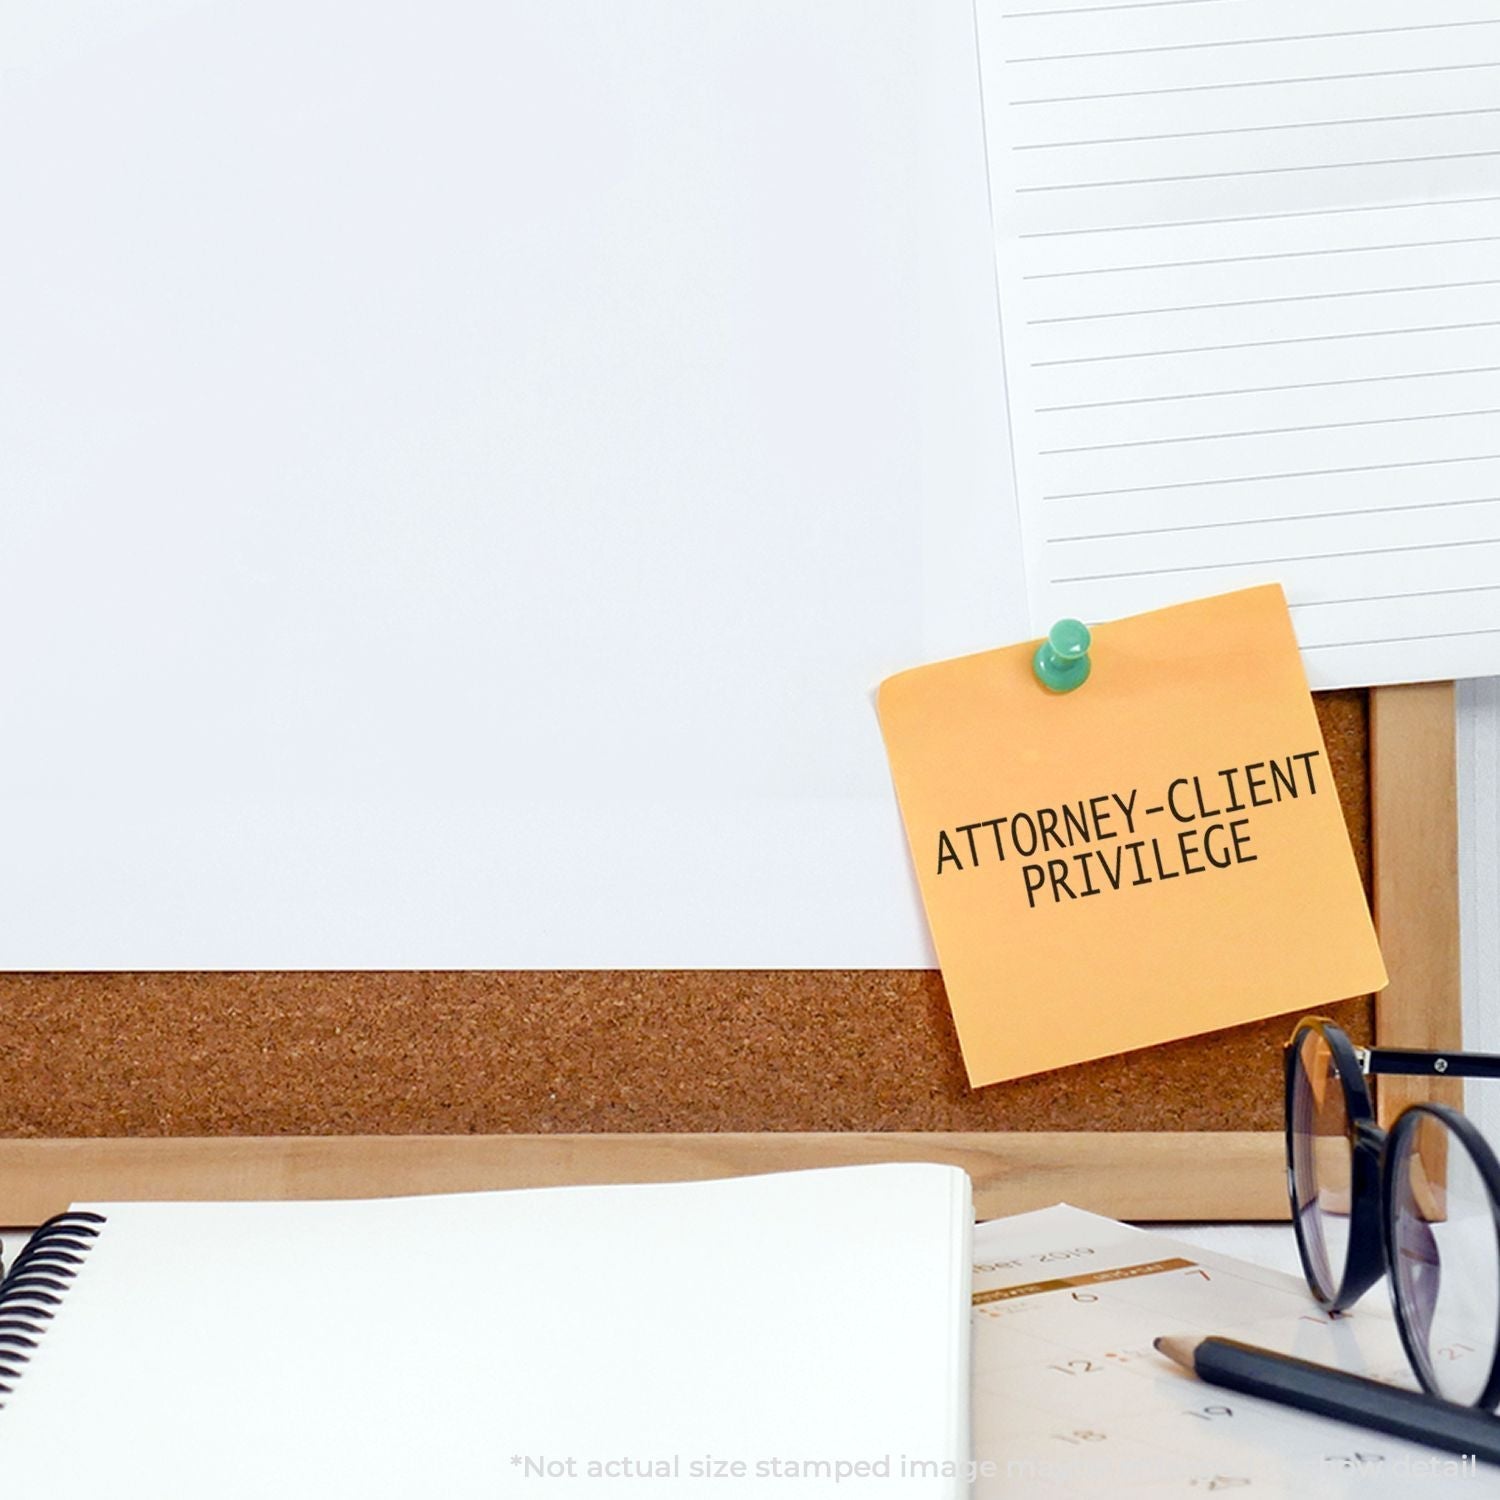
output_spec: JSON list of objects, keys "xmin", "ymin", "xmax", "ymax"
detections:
[{"xmin": 0, "ymin": 0, "xmax": 1017, "ymax": 967}]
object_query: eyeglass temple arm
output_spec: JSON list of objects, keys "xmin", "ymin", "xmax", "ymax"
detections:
[{"xmin": 1356, "ymin": 1045, "xmax": 1500, "ymax": 1080}]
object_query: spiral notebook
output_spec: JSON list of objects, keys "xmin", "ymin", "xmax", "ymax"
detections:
[{"xmin": 0, "ymin": 1166, "xmax": 972, "ymax": 1499}]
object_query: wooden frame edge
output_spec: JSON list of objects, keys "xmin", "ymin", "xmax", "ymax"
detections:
[
  {"xmin": 1372, "ymin": 680, "xmax": 1463, "ymax": 1124},
  {"xmin": 0, "ymin": 1131, "xmax": 1289, "ymax": 1225}
]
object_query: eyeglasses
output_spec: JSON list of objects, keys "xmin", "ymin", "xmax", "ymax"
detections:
[{"xmin": 1284, "ymin": 1017, "xmax": 1500, "ymax": 1408}]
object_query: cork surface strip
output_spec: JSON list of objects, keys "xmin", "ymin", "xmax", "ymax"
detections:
[{"xmin": 0, "ymin": 693, "xmax": 1372, "ymax": 1138}]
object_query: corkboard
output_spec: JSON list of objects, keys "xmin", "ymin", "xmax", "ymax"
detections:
[{"xmin": 0, "ymin": 692, "xmax": 1372, "ymax": 1142}]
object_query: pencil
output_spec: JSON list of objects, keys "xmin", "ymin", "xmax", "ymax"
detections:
[{"xmin": 1154, "ymin": 1335, "xmax": 1500, "ymax": 1467}]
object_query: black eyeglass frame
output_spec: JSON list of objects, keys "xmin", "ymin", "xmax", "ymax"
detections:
[{"xmin": 1283, "ymin": 1016, "xmax": 1500, "ymax": 1409}]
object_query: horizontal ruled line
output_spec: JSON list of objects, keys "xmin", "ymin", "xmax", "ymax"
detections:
[
  {"xmin": 1049, "ymin": 495, "xmax": 1500, "ymax": 543},
  {"xmin": 1036, "ymin": 366, "xmax": 1500, "ymax": 411},
  {"xmin": 1010, "ymin": 19, "xmax": 1500, "ymax": 64},
  {"xmin": 1297, "ymin": 582, "xmax": 1500, "ymax": 609},
  {"xmin": 1023, "ymin": 237, "xmax": 1500, "ymax": 280},
  {"xmin": 1041, "ymin": 407, "xmax": 1500, "ymax": 455},
  {"xmin": 1029, "ymin": 279, "xmax": 1500, "ymax": 324},
  {"xmin": 1044, "ymin": 452, "xmax": 1500, "ymax": 501},
  {"xmin": 1016, "ymin": 150, "xmax": 1500, "ymax": 193},
  {"xmin": 1016, "ymin": 108, "xmax": 1500, "ymax": 151},
  {"xmin": 1011, "ymin": 60, "xmax": 1500, "ymax": 106},
  {"xmin": 1052, "ymin": 535, "xmax": 1500, "ymax": 584},
  {"xmin": 1031, "ymin": 320, "xmax": 1500, "ymax": 366},
  {"xmin": 1018, "ymin": 195, "xmax": 1500, "ymax": 239},
  {"xmin": 1303, "ymin": 626, "xmax": 1500, "ymax": 650},
  {"xmin": 1006, "ymin": 0, "xmax": 1267, "ymax": 16}
]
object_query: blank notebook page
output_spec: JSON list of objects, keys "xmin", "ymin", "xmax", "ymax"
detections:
[
  {"xmin": 977, "ymin": 0, "xmax": 1500, "ymax": 688},
  {"xmin": 0, "ymin": 1166, "xmax": 971, "ymax": 1499}
]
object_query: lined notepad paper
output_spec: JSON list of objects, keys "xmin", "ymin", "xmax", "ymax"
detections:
[{"xmin": 978, "ymin": 0, "xmax": 1500, "ymax": 688}]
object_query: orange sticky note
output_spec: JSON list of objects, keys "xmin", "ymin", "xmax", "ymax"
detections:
[{"xmin": 876, "ymin": 585, "xmax": 1386, "ymax": 1087}]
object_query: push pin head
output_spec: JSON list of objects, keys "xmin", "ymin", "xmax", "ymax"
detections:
[{"xmin": 1033, "ymin": 618, "xmax": 1091, "ymax": 693}]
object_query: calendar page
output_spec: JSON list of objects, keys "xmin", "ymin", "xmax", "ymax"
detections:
[{"xmin": 972, "ymin": 1205, "xmax": 1484, "ymax": 1496}]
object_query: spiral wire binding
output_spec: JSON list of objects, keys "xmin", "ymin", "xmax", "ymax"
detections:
[{"xmin": 0, "ymin": 1211, "xmax": 106, "ymax": 1408}]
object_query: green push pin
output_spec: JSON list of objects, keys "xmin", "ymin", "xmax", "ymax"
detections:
[{"xmin": 1033, "ymin": 618, "xmax": 1091, "ymax": 693}]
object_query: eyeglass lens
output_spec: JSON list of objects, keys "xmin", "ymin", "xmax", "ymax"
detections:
[
  {"xmin": 1389, "ymin": 1111, "xmax": 1500, "ymax": 1406},
  {"xmin": 1290, "ymin": 1027, "xmax": 1354, "ymax": 1302}
]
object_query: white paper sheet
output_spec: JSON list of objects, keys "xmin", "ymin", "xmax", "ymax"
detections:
[
  {"xmin": 977, "ymin": 0, "xmax": 1500, "ymax": 689},
  {"xmin": 0, "ymin": 0, "xmax": 1017, "ymax": 967}
]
